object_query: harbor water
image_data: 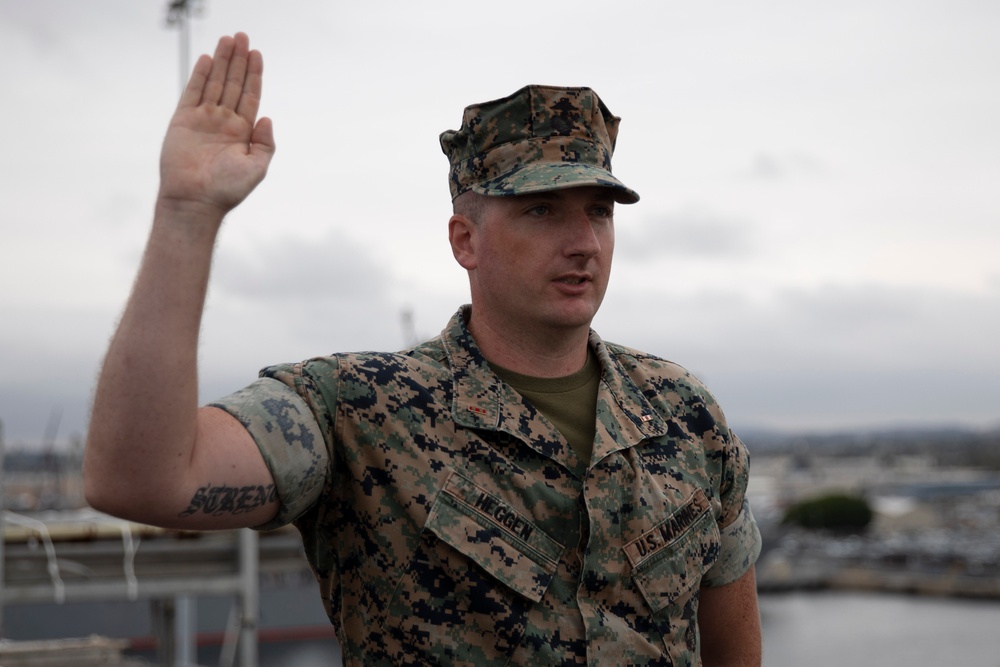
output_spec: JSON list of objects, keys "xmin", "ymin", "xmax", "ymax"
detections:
[{"xmin": 759, "ymin": 591, "xmax": 1000, "ymax": 667}]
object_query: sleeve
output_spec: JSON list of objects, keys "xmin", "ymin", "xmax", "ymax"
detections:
[
  {"xmin": 702, "ymin": 431, "xmax": 762, "ymax": 587},
  {"xmin": 209, "ymin": 365, "xmax": 331, "ymax": 531}
]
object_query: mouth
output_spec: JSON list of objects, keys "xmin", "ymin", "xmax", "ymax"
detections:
[
  {"xmin": 554, "ymin": 273, "xmax": 592, "ymax": 289},
  {"xmin": 555, "ymin": 273, "xmax": 593, "ymax": 294}
]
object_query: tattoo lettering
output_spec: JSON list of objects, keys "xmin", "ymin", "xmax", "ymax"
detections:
[{"xmin": 179, "ymin": 483, "xmax": 278, "ymax": 518}]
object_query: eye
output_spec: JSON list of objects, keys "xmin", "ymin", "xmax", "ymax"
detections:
[
  {"xmin": 591, "ymin": 203, "xmax": 614, "ymax": 218},
  {"xmin": 526, "ymin": 203, "xmax": 551, "ymax": 217}
]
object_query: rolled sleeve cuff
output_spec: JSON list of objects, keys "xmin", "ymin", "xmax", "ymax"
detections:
[
  {"xmin": 210, "ymin": 377, "xmax": 329, "ymax": 531},
  {"xmin": 703, "ymin": 499, "xmax": 762, "ymax": 587}
]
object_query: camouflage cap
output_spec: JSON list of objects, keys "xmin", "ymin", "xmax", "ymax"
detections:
[{"xmin": 440, "ymin": 85, "xmax": 640, "ymax": 204}]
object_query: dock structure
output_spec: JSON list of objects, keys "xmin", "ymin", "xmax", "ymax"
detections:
[
  {"xmin": 0, "ymin": 635, "xmax": 140, "ymax": 666},
  {"xmin": 1, "ymin": 507, "xmax": 315, "ymax": 666}
]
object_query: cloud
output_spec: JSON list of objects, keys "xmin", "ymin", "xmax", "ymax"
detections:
[
  {"xmin": 740, "ymin": 152, "xmax": 827, "ymax": 180},
  {"xmin": 715, "ymin": 366, "xmax": 1000, "ymax": 435},
  {"xmin": 615, "ymin": 208, "xmax": 759, "ymax": 261},
  {"xmin": 0, "ymin": 303, "xmax": 118, "ymax": 448},
  {"xmin": 198, "ymin": 231, "xmax": 406, "ymax": 391},
  {"xmin": 594, "ymin": 279, "xmax": 1000, "ymax": 432},
  {"xmin": 770, "ymin": 282, "xmax": 1000, "ymax": 369},
  {"xmin": 212, "ymin": 231, "xmax": 390, "ymax": 304},
  {"xmin": 598, "ymin": 278, "xmax": 1000, "ymax": 380},
  {"xmin": 4, "ymin": 0, "xmax": 1000, "ymax": 447}
]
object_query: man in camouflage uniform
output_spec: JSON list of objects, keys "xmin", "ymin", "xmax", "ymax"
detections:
[{"xmin": 85, "ymin": 32, "xmax": 762, "ymax": 666}]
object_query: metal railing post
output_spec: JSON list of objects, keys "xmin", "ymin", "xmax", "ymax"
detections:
[
  {"xmin": 1, "ymin": 419, "xmax": 6, "ymax": 637},
  {"xmin": 238, "ymin": 528, "xmax": 259, "ymax": 667}
]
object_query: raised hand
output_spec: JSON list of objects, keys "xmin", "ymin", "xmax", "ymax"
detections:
[
  {"xmin": 158, "ymin": 32, "xmax": 275, "ymax": 219},
  {"xmin": 84, "ymin": 33, "xmax": 282, "ymax": 531}
]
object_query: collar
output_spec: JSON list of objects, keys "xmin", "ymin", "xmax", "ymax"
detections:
[{"xmin": 440, "ymin": 306, "xmax": 669, "ymax": 469}]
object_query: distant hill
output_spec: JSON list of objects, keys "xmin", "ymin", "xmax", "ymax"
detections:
[{"xmin": 740, "ymin": 426, "xmax": 1000, "ymax": 469}]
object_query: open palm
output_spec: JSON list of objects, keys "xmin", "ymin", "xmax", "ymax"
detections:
[{"xmin": 158, "ymin": 33, "xmax": 275, "ymax": 217}]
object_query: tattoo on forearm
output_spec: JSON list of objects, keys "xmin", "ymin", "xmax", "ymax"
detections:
[{"xmin": 179, "ymin": 483, "xmax": 278, "ymax": 518}]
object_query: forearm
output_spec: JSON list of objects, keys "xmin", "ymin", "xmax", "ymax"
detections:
[
  {"xmin": 85, "ymin": 32, "xmax": 276, "ymax": 527},
  {"xmin": 699, "ymin": 566, "xmax": 762, "ymax": 667},
  {"xmin": 84, "ymin": 201, "xmax": 224, "ymax": 518}
]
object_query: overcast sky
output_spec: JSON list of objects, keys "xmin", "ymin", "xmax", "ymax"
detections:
[{"xmin": 2, "ymin": 0, "xmax": 998, "ymax": 449}]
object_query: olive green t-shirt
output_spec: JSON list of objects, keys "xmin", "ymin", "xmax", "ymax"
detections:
[{"xmin": 490, "ymin": 350, "xmax": 601, "ymax": 465}]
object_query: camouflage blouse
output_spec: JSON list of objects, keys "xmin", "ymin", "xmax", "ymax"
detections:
[{"xmin": 213, "ymin": 307, "xmax": 761, "ymax": 666}]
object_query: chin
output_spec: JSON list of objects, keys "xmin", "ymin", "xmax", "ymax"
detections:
[{"xmin": 548, "ymin": 306, "xmax": 599, "ymax": 331}]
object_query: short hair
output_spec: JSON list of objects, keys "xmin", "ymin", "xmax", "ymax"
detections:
[{"xmin": 452, "ymin": 190, "xmax": 489, "ymax": 224}]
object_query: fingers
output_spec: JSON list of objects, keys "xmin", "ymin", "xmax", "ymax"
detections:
[
  {"xmin": 219, "ymin": 33, "xmax": 251, "ymax": 110},
  {"xmin": 235, "ymin": 49, "xmax": 264, "ymax": 126},
  {"xmin": 177, "ymin": 54, "xmax": 213, "ymax": 111},
  {"xmin": 179, "ymin": 33, "xmax": 258, "ymax": 114},
  {"xmin": 202, "ymin": 34, "xmax": 237, "ymax": 106},
  {"xmin": 183, "ymin": 32, "xmax": 262, "ymax": 109}
]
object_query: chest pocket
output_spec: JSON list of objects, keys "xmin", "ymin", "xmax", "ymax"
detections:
[
  {"xmin": 624, "ymin": 488, "xmax": 721, "ymax": 666},
  {"xmin": 377, "ymin": 471, "xmax": 564, "ymax": 664}
]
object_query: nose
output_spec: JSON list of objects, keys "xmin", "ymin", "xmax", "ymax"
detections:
[{"xmin": 564, "ymin": 209, "xmax": 605, "ymax": 258}]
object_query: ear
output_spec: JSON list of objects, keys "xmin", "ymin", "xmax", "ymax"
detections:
[{"xmin": 448, "ymin": 213, "xmax": 478, "ymax": 270}]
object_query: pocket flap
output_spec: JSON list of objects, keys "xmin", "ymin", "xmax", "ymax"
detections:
[
  {"xmin": 624, "ymin": 489, "xmax": 721, "ymax": 613},
  {"xmin": 425, "ymin": 472, "xmax": 564, "ymax": 603}
]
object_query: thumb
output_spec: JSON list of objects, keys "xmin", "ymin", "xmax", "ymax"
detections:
[{"xmin": 250, "ymin": 117, "xmax": 276, "ymax": 159}]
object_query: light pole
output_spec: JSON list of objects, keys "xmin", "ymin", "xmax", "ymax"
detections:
[{"xmin": 166, "ymin": 0, "xmax": 204, "ymax": 94}]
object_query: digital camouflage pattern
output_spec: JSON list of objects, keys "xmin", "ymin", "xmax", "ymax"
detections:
[
  {"xmin": 440, "ymin": 85, "xmax": 641, "ymax": 204},
  {"xmin": 213, "ymin": 307, "xmax": 761, "ymax": 666}
]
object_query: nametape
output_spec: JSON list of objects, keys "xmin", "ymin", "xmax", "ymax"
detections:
[{"xmin": 623, "ymin": 489, "xmax": 711, "ymax": 567}]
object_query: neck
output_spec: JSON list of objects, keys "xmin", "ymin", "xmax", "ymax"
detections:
[{"xmin": 467, "ymin": 312, "xmax": 591, "ymax": 378}]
